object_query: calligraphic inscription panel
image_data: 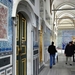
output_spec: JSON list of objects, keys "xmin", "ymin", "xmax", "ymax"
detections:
[{"xmin": 0, "ymin": 3, "xmax": 8, "ymax": 40}]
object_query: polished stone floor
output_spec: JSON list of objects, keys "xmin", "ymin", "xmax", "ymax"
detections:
[{"xmin": 39, "ymin": 50, "xmax": 75, "ymax": 75}]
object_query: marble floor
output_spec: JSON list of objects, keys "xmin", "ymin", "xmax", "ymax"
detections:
[{"xmin": 39, "ymin": 50, "xmax": 75, "ymax": 75}]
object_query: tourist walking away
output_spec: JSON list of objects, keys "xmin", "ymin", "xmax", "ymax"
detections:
[
  {"xmin": 64, "ymin": 41, "xmax": 74, "ymax": 66},
  {"xmin": 48, "ymin": 41, "xmax": 57, "ymax": 69}
]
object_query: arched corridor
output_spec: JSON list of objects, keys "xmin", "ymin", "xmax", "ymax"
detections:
[{"xmin": 39, "ymin": 50, "xmax": 75, "ymax": 75}]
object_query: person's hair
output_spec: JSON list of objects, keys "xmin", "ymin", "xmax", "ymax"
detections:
[
  {"xmin": 69, "ymin": 41, "xmax": 72, "ymax": 44},
  {"xmin": 52, "ymin": 41, "xmax": 54, "ymax": 45}
]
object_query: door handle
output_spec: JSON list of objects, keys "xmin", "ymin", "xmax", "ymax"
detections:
[
  {"xmin": 19, "ymin": 50, "xmax": 21, "ymax": 54},
  {"xmin": 19, "ymin": 48, "xmax": 22, "ymax": 54}
]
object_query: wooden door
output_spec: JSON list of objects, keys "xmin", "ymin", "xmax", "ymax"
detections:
[{"xmin": 16, "ymin": 13, "xmax": 27, "ymax": 75}]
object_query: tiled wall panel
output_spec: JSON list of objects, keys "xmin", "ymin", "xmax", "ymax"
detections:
[
  {"xmin": 57, "ymin": 30, "xmax": 75, "ymax": 49},
  {"xmin": 0, "ymin": 0, "xmax": 13, "ymax": 73},
  {"xmin": 0, "ymin": 0, "xmax": 13, "ymax": 55}
]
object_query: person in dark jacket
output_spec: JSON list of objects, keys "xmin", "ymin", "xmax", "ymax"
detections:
[
  {"xmin": 71, "ymin": 41, "xmax": 75, "ymax": 62},
  {"xmin": 48, "ymin": 41, "xmax": 57, "ymax": 68},
  {"xmin": 64, "ymin": 41, "xmax": 74, "ymax": 65}
]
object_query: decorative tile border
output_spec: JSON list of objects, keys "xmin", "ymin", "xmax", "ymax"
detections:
[
  {"xmin": 0, "ymin": 55, "xmax": 12, "ymax": 70},
  {"xmin": 6, "ymin": 67, "xmax": 12, "ymax": 75},
  {"xmin": 0, "ymin": 51, "xmax": 12, "ymax": 56},
  {"xmin": 0, "ymin": 48, "xmax": 12, "ymax": 52},
  {"xmin": 0, "ymin": 70, "xmax": 5, "ymax": 75}
]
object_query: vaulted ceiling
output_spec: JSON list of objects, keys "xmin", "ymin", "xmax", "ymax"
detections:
[{"xmin": 52, "ymin": 0, "xmax": 75, "ymax": 29}]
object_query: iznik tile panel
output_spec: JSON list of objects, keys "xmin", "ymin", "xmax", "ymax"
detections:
[
  {"xmin": 0, "ymin": 0, "xmax": 13, "ymax": 53},
  {"xmin": 57, "ymin": 30, "xmax": 75, "ymax": 49}
]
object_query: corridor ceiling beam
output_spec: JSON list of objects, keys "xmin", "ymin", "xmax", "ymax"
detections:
[
  {"xmin": 52, "ymin": 8, "xmax": 75, "ymax": 11},
  {"xmin": 55, "ymin": 17, "xmax": 75, "ymax": 19},
  {"xmin": 57, "ymin": 23, "xmax": 75, "ymax": 25}
]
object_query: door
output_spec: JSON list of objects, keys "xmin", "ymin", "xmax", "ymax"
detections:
[{"xmin": 16, "ymin": 13, "xmax": 27, "ymax": 75}]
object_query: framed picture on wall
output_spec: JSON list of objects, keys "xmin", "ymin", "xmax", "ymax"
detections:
[
  {"xmin": 0, "ymin": 3, "xmax": 8, "ymax": 41},
  {"xmin": 0, "ymin": 70, "xmax": 5, "ymax": 75}
]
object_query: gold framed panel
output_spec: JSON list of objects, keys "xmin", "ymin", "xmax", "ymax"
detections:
[
  {"xmin": 16, "ymin": 60, "xmax": 19, "ymax": 75},
  {"xmin": 16, "ymin": 14, "xmax": 19, "ymax": 41},
  {"xmin": 21, "ymin": 45, "xmax": 26, "ymax": 55},
  {"xmin": 39, "ymin": 26, "xmax": 43, "ymax": 63},
  {"xmin": 22, "ymin": 58, "xmax": 26, "ymax": 75},
  {"xmin": 22, "ymin": 18, "xmax": 26, "ymax": 41},
  {"xmin": 16, "ymin": 46, "xmax": 19, "ymax": 55}
]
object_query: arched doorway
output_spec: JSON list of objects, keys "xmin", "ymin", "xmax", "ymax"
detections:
[
  {"xmin": 12, "ymin": 1, "xmax": 37, "ymax": 75},
  {"xmin": 16, "ymin": 12, "xmax": 27, "ymax": 75}
]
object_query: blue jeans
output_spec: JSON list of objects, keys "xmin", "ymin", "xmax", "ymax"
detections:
[{"xmin": 50, "ymin": 54, "xmax": 55, "ymax": 67}]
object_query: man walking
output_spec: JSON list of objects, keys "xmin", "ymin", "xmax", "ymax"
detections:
[
  {"xmin": 64, "ymin": 41, "xmax": 74, "ymax": 65},
  {"xmin": 48, "ymin": 41, "xmax": 57, "ymax": 69}
]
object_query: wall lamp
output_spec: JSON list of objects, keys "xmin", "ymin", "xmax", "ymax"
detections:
[{"xmin": 12, "ymin": 17, "xmax": 17, "ymax": 26}]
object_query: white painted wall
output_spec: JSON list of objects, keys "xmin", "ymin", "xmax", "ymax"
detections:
[
  {"xmin": 12, "ymin": 0, "xmax": 40, "ymax": 17},
  {"xmin": 27, "ymin": 0, "xmax": 40, "ymax": 17},
  {"xmin": 45, "ymin": 0, "xmax": 50, "ymax": 16},
  {"xmin": 27, "ymin": 21, "xmax": 32, "ymax": 75},
  {"xmin": 43, "ymin": 0, "xmax": 54, "ymax": 65},
  {"xmin": 44, "ymin": 0, "xmax": 52, "ymax": 30}
]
